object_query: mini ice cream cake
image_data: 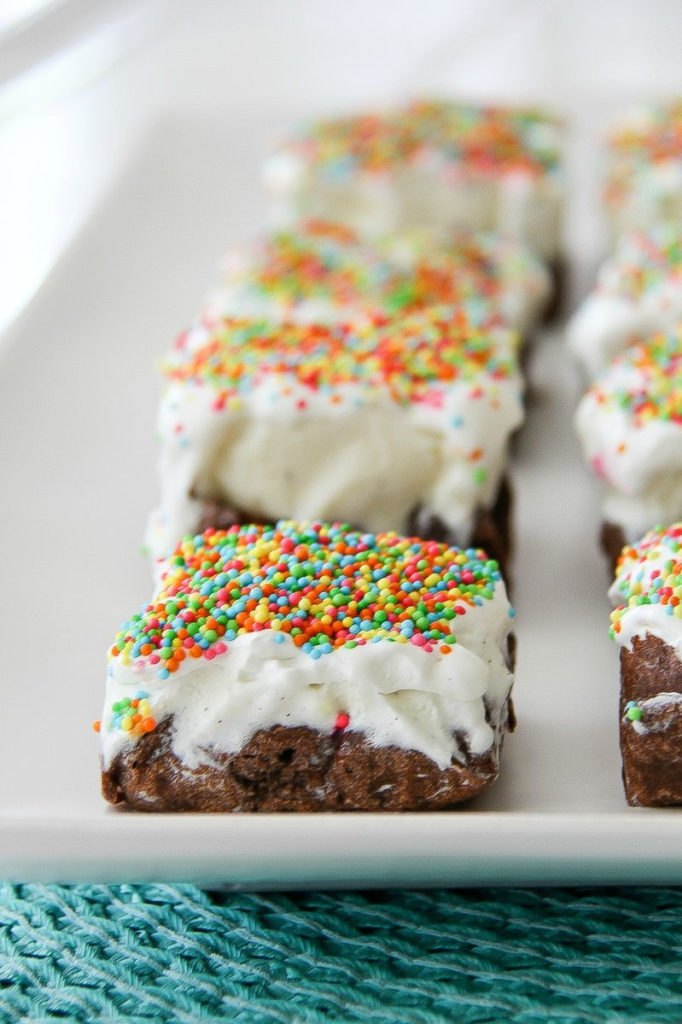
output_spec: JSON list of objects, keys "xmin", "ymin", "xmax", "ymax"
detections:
[
  {"xmin": 263, "ymin": 99, "xmax": 564, "ymax": 267},
  {"xmin": 610, "ymin": 523, "xmax": 682, "ymax": 806},
  {"xmin": 567, "ymin": 226, "xmax": 682, "ymax": 379},
  {"xmin": 203, "ymin": 219, "xmax": 551, "ymax": 334},
  {"xmin": 99, "ymin": 521, "xmax": 516, "ymax": 811},
  {"xmin": 146, "ymin": 307, "xmax": 524, "ymax": 573},
  {"xmin": 605, "ymin": 101, "xmax": 682, "ymax": 239},
  {"xmin": 575, "ymin": 329, "xmax": 682, "ymax": 570}
]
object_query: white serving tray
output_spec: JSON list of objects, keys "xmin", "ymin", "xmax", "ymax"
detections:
[{"xmin": 2, "ymin": 114, "xmax": 681, "ymax": 888}]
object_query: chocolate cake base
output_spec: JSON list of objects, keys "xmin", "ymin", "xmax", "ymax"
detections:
[
  {"xmin": 102, "ymin": 709, "xmax": 512, "ymax": 813},
  {"xmin": 543, "ymin": 256, "xmax": 567, "ymax": 323},
  {"xmin": 601, "ymin": 520, "xmax": 627, "ymax": 576},
  {"xmin": 194, "ymin": 475, "xmax": 514, "ymax": 582},
  {"xmin": 620, "ymin": 634, "xmax": 682, "ymax": 806}
]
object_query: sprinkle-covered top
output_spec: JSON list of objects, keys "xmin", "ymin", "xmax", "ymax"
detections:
[
  {"xmin": 281, "ymin": 99, "xmax": 561, "ymax": 179},
  {"xmin": 584, "ymin": 330, "xmax": 682, "ymax": 428},
  {"xmin": 608, "ymin": 101, "xmax": 682, "ymax": 164},
  {"xmin": 209, "ymin": 220, "xmax": 538, "ymax": 323},
  {"xmin": 110, "ymin": 521, "xmax": 505, "ymax": 682},
  {"xmin": 605, "ymin": 101, "xmax": 682, "ymax": 211},
  {"xmin": 610, "ymin": 523, "xmax": 682, "ymax": 639},
  {"xmin": 604, "ymin": 228, "xmax": 682, "ymax": 300},
  {"xmin": 218, "ymin": 219, "xmax": 402, "ymax": 313},
  {"xmin": 167, "ymin": 307, "xmax": 518, "ymax": 408}
]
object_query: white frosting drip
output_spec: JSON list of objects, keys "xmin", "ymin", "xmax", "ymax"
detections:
[
  {"xmin": 628, "ymin": 693, "xmax": 682, "ymax": 736},
  {"xmin": 610, "ymin": 538, "xmax": 682, "ymax": 653},
  {"xmin": 575, "ymin": 368, "xmax": 682, "ymax": 542},
  {"xmin": 102, "ymin": 587, "xmax": 513, "ymax": 772},
  {"xmin": 146, "ymin": 349, "xmax": 523, "ymax": 564}
]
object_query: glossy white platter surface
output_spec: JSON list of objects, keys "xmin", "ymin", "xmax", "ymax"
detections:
[{"xmin": 1, "ymin": 112, "xmax": 680, "ymax": 888}]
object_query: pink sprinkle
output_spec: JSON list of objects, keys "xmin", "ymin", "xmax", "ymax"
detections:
[
  {"xmin": 204, "ymin": 648, "xmax": 217, "ymax": 661},
  {"xmin": 214, "ymin": 642, "xmax": 228, "ymax": 655},
  {"xmin": 149, "ymin": 654, "xmax": 160, "ymax": 665}
]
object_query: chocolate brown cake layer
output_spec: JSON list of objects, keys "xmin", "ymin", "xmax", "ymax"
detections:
[
  {"xmin": 102, "ymin": 710, "xmax": 512, "ymax": 813},
  {"xmin": 543, "ymin": 256, "xmax": 567, "ymax": 322},
  {"xmin": 601, "ymin": 520, "xmax": 627, "ymax": 576},
  {"xmin": 194, "ymin": 475, "xmax": 514, "ymax": 582},
  {"xmin": 620, "ymin": 634, "xmax": 682, "ymax": 806}
]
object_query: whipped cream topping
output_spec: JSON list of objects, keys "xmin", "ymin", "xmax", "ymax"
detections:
[
  {"xmin": 263, "ymin": 100, "xmax": 564, "ymax": 259},
  {"xmin": 102, "ymin": 522, "xmax": 515, "ymax": 771},
  {"xmin": 566, "ymin": 226, "xmax": 682, "ymax": 378},
  {"xmin": 146, "ymin": 309, "xmax": 523, "ymax": 563},
  {"xmin": 575, "ymin": 330, "xmax": 682, "ymax": 541},
  {"xmin": 610, "ymin": 523, "xmax": 682, "ymax": 654}
]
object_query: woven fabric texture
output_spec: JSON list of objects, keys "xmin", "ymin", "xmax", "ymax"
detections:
[{"xmin": 2, "ymin": 884, "xmax": 682, "ymax": 1023}]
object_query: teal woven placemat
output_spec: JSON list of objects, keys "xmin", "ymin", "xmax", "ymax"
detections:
[{"xmin": 2, "ymin": 884, "xmax": 682, "ymax": 1023}]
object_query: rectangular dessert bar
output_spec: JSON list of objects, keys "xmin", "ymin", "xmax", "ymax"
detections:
[
  {"xmin": 263, "ymin": 99, "xmax": 564, "ymax": 267},
  {"xmin": 575, "ymin": 329, "xmax": 682, "ymax": 574},
  {"xmin": 100, "ymin": 521, "xmax": 516, "ymax": 812},
  {"xmin": 147, "ymin": 307, "xmax": 524, "ymax": 577},
  {"xmin": 610, "ymin": 523, "xmax": 682, "ymax": 805},
  {"xmin": 605, "ymin": 101, "xmax": 682, "ymax": 240}
]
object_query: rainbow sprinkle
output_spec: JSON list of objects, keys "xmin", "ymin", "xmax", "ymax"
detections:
[
  {"xmin": 220, "ymin": 221, "xmax": 528, "ymax": 322},
  {"xmin": 109, "ymin": 521, "xmax": 508, "ymax": 680},
  {"xmin": 605, "ymin": 101, "xmax": 682, "ymax": 210},
  {"xmin": 610, "ymin": 523, "xmax": 682, "ymax": 638},
  {"xmin": 587, "ymin": 330, "xmax": 682, "ymax": 428},
  {"xmin": 167, "ymin": 307, "xmax": 518, "ymax": 408},
  {"xmin": 607, "ymin": 228, "xmax": 682, "ymax": 300},
  {"xmin": 231, "ymin": 220, "xmax": 400, "ymax": 310},
  {"xmin": 283, "ymin": 100, "xmax": 561, "ymax": 179},
  {"xmin": 95, "ymin": 690, "xmax": 157, "ymax": 739}
]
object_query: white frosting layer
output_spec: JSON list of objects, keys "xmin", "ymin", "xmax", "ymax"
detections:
[
  {"xmin": 575, "ymin": 365, "xmax": 682, "ymax": 542},
  {"xmin": 264, "ymin": 159, "xmax": 563, "ymax": 261},
  {"xmin": 102, "ymin": 586, "xmax": 513, "ymax": 772},
  {"xmin": 609, "ymin": 530, "xmax": 682, "ymax": 652},
  {"xmin": 147, "ymin": 332, "xmax": 523, "ymax": 563},
  {"xmin": 609, "ymin": 602, "xmax": 682, "ymax": 654},
  {"xmin": 566, "ymin": 231, "xmax": 682, "ymax": 378}
]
